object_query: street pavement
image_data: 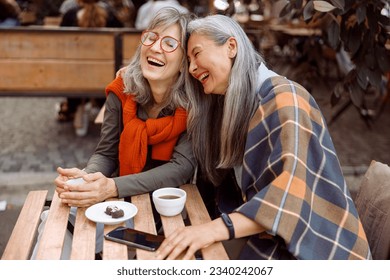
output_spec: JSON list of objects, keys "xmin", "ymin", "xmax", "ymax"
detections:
[{"xmin": 1, "ymin": 92, "xmax": 389, "ymax": 257}]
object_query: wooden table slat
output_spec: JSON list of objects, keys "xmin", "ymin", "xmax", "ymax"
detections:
[
  {"xmin": 161, "ymin": 213, "xmax": 193, "ymax": 260},
  {"xmin": 131, "ymin": 193, "xmax": 157, "ymax": 259},
  {"xmin": 35, "ymin": 191, "xmax": 70, "ymax": 260},
  {"xmin": 1, "ymin": 190, "xmax": 48, "ymax": 260},
  {"xmin": 102, "ymin": 223, "xmax": 128, "ymax": 260},
  {"xmin": 160, "ymin": 214, "xmax": 185, "ymax": 236},
  {"xmin": 181, "ymin": 184, "xmax": 229, "ymax": 260},
  {"xmin": 70, "ymin": 207, "xmax": 97, "ymax": 260}
]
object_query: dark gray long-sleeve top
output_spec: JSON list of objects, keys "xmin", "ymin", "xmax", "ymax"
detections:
[{"xmin": 84, "ymin": 93, "xmax": 196, "ymax": 198}]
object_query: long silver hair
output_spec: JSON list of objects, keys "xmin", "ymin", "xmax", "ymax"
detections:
[
  {"xmin": 123, "ymin": 7, "xmax": 193, "ymax": 110},
  {"xmin": 186, "ymin": 14, "xmax": 265, "ymax": 185}
]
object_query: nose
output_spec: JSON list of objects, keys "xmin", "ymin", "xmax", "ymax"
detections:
[
  {"xmin": 150, "ymin": 39, "xmax": 163, "ymax": 53},
  {"xmin": 189, "ymin": 60, "xmax": 197, "ymax": 74}
]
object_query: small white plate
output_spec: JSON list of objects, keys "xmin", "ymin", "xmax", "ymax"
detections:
[{"xmin": 85, "ymin": 201, "xmax": 138, "ymax": 225}]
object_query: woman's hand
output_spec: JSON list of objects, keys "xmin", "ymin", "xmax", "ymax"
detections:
[
  {"xmin": 155, "ymin": 217, "xmax": 231, "ymax": 260},
  {"xmin": 54, "ymin": 167, "xmax": 87, "ymax": 195},
  {"xmin": 155, "ymin": 213, "xmax": 265, "ymax": 260},
  {"xmin": 59, "ymin": 172, "xmax": 118, "ymax": 207}
]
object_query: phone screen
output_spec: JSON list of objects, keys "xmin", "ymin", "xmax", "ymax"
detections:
[{"xmin": 105, "ymin": 226, "xmax": 165, "ymax": 251}]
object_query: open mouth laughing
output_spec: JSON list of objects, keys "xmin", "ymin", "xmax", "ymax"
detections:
[
  {"xmin": 147, "ymin": 57, "xmax": 165, "ymax": 67},
  {"xmin": 198, "ymin": 72, "xmax": 209, "ymax": 83}
]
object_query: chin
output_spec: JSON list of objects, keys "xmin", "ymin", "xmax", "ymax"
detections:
[
  {"xmin": 205, "ymin": 89, "xmax": 224, "ymax": 95},
  {"xmin": 143, "ymin": 72, "xmax": 162, "ymax": 81},
  {"xmin": 202, "ymin": 86, "xmax": 212, "ymax": 94}
]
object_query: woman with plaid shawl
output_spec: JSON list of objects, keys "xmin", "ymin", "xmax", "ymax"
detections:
[{"xmin": 155, "ymin": 14, "xmax": 371, "ymax": 260}]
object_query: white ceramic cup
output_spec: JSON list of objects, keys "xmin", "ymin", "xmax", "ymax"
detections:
[
  {"xmin": 152, "ymin": 187, "xmax": 187, "ymax": 217},
  {"xmin": 66, "ymin": 177, "xmax": 85, "ymax": 185}
]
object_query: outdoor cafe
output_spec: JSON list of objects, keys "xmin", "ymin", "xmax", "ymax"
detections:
[{"xmin": 2, "ymin": 184, "xmax": 229, "ymax": 260}]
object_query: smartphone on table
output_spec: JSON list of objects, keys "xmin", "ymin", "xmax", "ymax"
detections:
[{"xmin": 104, "ymin": 226, "xmax": 165, "ymax": 252}]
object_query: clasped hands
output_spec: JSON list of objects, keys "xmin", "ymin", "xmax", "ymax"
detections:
[{"xmin": 55, "ymin": 167, "xmax": 117, "ymax": 207}]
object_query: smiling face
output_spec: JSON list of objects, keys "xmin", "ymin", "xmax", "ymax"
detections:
[
  {"xmin": 140, "ymin": 24, "xmax": 183, "ymax": 88},
  {"xmin": 187, "ymin": 34, "xmax": 237, "ymax": 95}
]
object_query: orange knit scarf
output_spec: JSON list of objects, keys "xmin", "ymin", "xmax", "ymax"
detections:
[{"xmin": 105, "ymin": 76, "xmax": 187, "ymax": 176}]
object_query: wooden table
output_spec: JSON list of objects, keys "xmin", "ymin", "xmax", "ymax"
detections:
[{"xmin": 1, "ymin": 184, "xmax": 229, "ymax": 260}]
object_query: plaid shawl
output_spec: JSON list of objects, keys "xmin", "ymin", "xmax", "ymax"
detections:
[{"xmin": 236, "ymin": 75, "xmax": 371, "ymax": 260}]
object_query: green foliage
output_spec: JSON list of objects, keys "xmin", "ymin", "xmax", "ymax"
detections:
[{"xmin": 280, "ymin": 0, "xmax": 390, "ymax": 121}]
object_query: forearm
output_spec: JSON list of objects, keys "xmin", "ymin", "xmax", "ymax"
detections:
[
  {"xmin": 212, "ymin": 212, "xmax": 265, "ymax": 242},
  {"xmin": 85, "ymin": 153, "xmax": 118, "ymax": 177},
  {"xmin": 114, "ymin": 154, "xmax": 195, "ymax": 197}
]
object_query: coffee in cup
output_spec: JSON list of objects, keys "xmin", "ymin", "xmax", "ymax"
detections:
[{"xmin": 152, "ymin": 187, "xmax": 187, "ymax": 217}]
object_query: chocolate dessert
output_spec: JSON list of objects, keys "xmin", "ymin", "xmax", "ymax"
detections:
[
  {"xmin": 105, "ymin": 205, "xmax": 124, "ymax": 218},
  {"xmin": 111, "ymin": 208, "xmax": 124, "ymax": 218},
  {"xmin": 105, "ymin": 205, "xmax": 119, "ymax": 215}
]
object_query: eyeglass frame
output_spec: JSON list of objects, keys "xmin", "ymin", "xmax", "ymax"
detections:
[{"xmin": 140, "ymin": 30, "xmax": 181, "ymax": 53}]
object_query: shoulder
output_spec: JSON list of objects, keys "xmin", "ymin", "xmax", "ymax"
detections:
[
  {"xmin": 106, "ymin": 76, "xmax": 126, "ymax": 99},
  {"xmin": 259, "ymin": 76, "xmax": 318, "ymax": 112},
  {"xmin": 259, "ymin": 76, "xmax": 309, "ymax": 100},
  {"xmin": 255, "ymin": 76, "xmax": 325, "ymax": 129},
  {"xmin": 107, "ymin": 92, "xmax": 121, "ymax": 106}
]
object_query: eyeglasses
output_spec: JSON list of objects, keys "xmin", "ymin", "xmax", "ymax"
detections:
[{"xmin": 141, "ymin": 30, "xmax": 181, "ymax": 53}]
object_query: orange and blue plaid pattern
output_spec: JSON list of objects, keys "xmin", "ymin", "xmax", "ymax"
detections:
[{"xmin": 237, "ymin": 76, "xmax": 372, "ymax": 259}]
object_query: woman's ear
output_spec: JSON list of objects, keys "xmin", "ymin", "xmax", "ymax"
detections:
[{"xmin": 227, "ymin": 37, "xmax": 237, "ymax": 58}]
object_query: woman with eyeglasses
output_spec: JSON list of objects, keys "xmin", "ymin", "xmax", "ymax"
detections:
[
  {"xmin": 31, "ymin": 8, "xmax": 196, "ymax": 259},
  {"xmin": 55, "ymin": 7, "xmax": 195, "ymax": 206}
]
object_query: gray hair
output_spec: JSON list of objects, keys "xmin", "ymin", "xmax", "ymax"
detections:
[
  {"xmin": 186, "ymin": 15, "xmax": 265, "ymax": 184},
  {"xmin": 123, "ymin": 7, "xmax": 193, "ymax": 110}
]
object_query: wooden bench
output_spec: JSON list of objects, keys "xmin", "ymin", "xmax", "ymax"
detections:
[
  {"xmin": 1, "ymin": 184, "xmax": 229, "ymax": 260},
  {"xmin": 0, "ymin": 27, "xmax": 141, "ymax": 98}
]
